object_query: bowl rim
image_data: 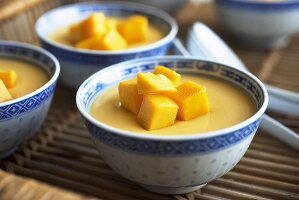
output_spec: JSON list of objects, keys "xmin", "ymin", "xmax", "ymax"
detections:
[
  {"xmin": 76, "ymin": 56, "xmax": 269, "ymax": 141},
  {"xmin": 0, "ymin": 40, "xmax": 60, "ymax": 107},
  {"xmin": 35, "ymin": 1, "xmax": 178, "ymax": 55},
  {"xmin": 215, "ymin": 0, "xmax": 299, "ymax": 8}
]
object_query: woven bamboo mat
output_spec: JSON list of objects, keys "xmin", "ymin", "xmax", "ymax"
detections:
[{"xmin": 0, "ymin": 1, "xmax": 299, "ymax": 200}]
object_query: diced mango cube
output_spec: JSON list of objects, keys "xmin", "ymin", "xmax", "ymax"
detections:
[
  {"xmin": 106, "ymin": 18, "xmax": 118, "ymax": 31},
  {"xmin": 137, "ymin": 94, "xmax": 178, "ymax": 130},
  {"xmin": 153, "ymin": 66, "xmax": 181, "ymax": 86},
  {"xmin": 69, "ymin": 13, "xmax": 107, "ymax": 43},
  {"xmin": 168, "ymin": 81, "xmax": 209, "ymax": 121},
  {"xmin": 137, "ymin": 72, "xmax": 177, "ymax": 94},
  {"xmin": 119, "ymin": 78, "xmax": 143, "ymax": 114},
  {"xmin": 75, "ymin": 30, "xmax": 127, "ymax": 50},
  {"xmin": 81, "ymin": 12, "xmax": 107, "ymax": 38},
  {"xmin": 118, "ymin": 15, "xmax": 148, "ymax": 43},
  {"xmin": 96, "ymin": 30, "xmax": 127, "ymax": 50},
  {"xmin": 0, "ymin": 80, "xmax": 12, "ymax": 103},
  {"xmin": 0, "ymin": 70, "xmax": 17, "ymax": 88},
  {"xmin": 75, "ymin": 36, "xmax": 102, "ymax": 49},
  {"xmin": 69, "ymin": 23, "xmax": 84, "ymax": 43}
]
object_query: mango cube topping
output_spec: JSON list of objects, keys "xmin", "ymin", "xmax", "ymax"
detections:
[
  {"xmin": 118, "ymin": 66, "xmax": 210, "ymax": 131},
  {"xmin": 117, "ymin": 15, "xmax": 148, "ymax": 44},
  {"xmin": 0, "ymin": 70, "xmax": 18, "ymax": 88},
  {"xmin": 75, "ymin": 35, "xmax": 102, "ymax": 49},
  {"xmin": 69, "ymin": 13, "xmax": 106, "ymax": 43},
  {"xmin": 153, "ymin": 66, "xmax": 181, "ymax": 87},
  {"xmin": 137, "ymin": 94, "xmax": 178, "ymax": 130},
  {"xmin": 69, "ymin": 23, "xmax": 84, "ymax": 43},
  {"xmin": 106, "ymin": 18, "xmax": 118, "ymax": 31},
  {"xmin": 0, "ymin": 80, "xmax": 12, "ymax": 103},
  {"xmin": 137, "ymin": 72, "xmax": 176, "ymax": 94},
  {"xmin": 81, "ymin": 13, "xmax": 107, "ymax": 38},
  {"xmin": 69, "ymin": 13, "xmax": 148, "ymax": 50},
  {"xmin": 75, "ymin": 30, "xmax": 127, "ymax": 51},
  {"xmin": 168, "ymin": 81, "xmax": 210, "ymax": 121},
  {"xmin": 99, "ymin": 30, "xmax": 128, "ymax": 50},
  {"xmin": 118, "ymin": 78, "xmax": 143, "ymax": 114}
]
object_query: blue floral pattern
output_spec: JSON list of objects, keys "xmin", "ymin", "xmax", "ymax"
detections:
[
  {"xmin": 85, "ymin": 118, "xmax": 261, "ymax": 156},
  {"xmin": 0, "ymin": 84, "xmax": 56, "ymax": 121}
]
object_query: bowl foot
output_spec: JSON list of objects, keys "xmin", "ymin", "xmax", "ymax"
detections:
[
  {"xmin": 0, "ymin": 147, "xmax": 18, "ymax": 160},
  {"xmin": 140, "ymin": 183, "xmax": 207, "ymax": 194}
]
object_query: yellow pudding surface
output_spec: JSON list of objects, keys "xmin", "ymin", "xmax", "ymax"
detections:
[
  {"xmin": 0, "ymin": 58, "xmax": 49, "ymax": 100},
  {"xmin": 49, "ymin": 20, "xmax": 164, "ymax": 50},
  {"xmin": 89, "ymin": 74, "xmax": 257, "ymax": 136}
]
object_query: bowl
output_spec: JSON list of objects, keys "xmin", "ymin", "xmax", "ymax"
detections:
[
  {"xmin": 214, "ymin": 0, "xmax": 299, "ymax": 49},
  {"xmin": 35, "ymin": 2, "xmax": 178, "ymax": 89},
  {"xmin": 76, "ymin": 56, "xmax": 268, "ymax": 194},
  {"xmin": 0, "ymin": 41, "xmax": 60, "ymax": 159}
]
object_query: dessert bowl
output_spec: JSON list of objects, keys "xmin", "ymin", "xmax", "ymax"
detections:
[
  {"xmin": 76, "ymin": 56, "xmax": 268, "ymax": 194},
  {"xmin": 0, "ymin": 40, "xmax": 60, "ymax": 159},
  {"xmin": 35, "ymin": 1, "xmax": 178, "ymax": 89},
  {"xmin": 214, "ymin": 0, "xmax": 299, "ymax": 49}
]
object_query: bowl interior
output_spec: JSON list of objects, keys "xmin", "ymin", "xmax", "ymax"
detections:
[
  {"xmin": 0, "ymin": 41, "xmax": 59, "ymax": 105},
  {"xmin": 36, "ymin": 2, "xmax": 175, "ymax": 51},
  {"xmin": 77, "ymin": 56, "xmax": 268, "ymax": 139}
]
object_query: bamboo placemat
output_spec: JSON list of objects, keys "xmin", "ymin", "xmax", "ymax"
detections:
[{"xmin": 0, "ymin": 1, "xmax": 299, "ymax": 200}]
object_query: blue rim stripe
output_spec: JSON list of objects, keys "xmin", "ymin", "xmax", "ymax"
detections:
[{"xmin": 215, "ymin": 0, "xmax": 299, "ymax": 10}]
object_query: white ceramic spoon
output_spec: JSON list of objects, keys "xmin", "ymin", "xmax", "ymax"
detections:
[
  {"xmin": 172, "ymin": 24, "xmax": 299, "ymax": 150},
  {"xmin": 186, "ymin": 23, "xmax": 299, "ymax": 150}
]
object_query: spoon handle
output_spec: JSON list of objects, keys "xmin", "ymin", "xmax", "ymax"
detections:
[{"xmin": 261, "ymin": 115, "xmax": 299, "ymax": 150}]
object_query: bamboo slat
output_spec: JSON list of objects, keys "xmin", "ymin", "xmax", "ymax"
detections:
[{"xmin": 0, "ymin": 170, "xmax": 94, "ymax": 200}]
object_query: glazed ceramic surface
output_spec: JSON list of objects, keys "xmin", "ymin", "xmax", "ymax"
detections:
[
  {"xmin": 76, "ymin": 56, "xmax": 268, "ymax": 194},
  {"xmin": 35, "ymin": 2, "xmax": 177, "ymax": 89},
  {"xmin": 214, "ymin": 0, "xmax": 299, "ymax": 49},
  {"xmin": 110, "ymin": 0, "xmax": 187, "ymax": 15},
  {"xmin": 0, "ymin": 41, "xmax": 60, "ymax": 159}
]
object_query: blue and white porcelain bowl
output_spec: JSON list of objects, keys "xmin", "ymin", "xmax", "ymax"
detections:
[
  {"xmin": 214, "ymin": 0, "xmax": 299, "ymax": 49},
  {"xmin": 76, "ymin": 57, "xmax": 268, "ymax": 194},
  {"xmin": 35, "ymin": 2, "xmax": 178, "ymax": 89},
  {"xmin": 0, "ymin": 41, "xmax": 60, "ymax": 159}
]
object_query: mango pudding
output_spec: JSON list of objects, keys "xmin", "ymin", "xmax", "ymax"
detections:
[
  {"xmin": 50, "ymin": 12, "xmax": 164, "ymax": 51},
  {"xmin": 0, "ymin": 58, "xmax": 49, "ymax": 103},
  {"xmin": 90, "ymin": 66, "xmax": 256, "ymax": 135}
]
